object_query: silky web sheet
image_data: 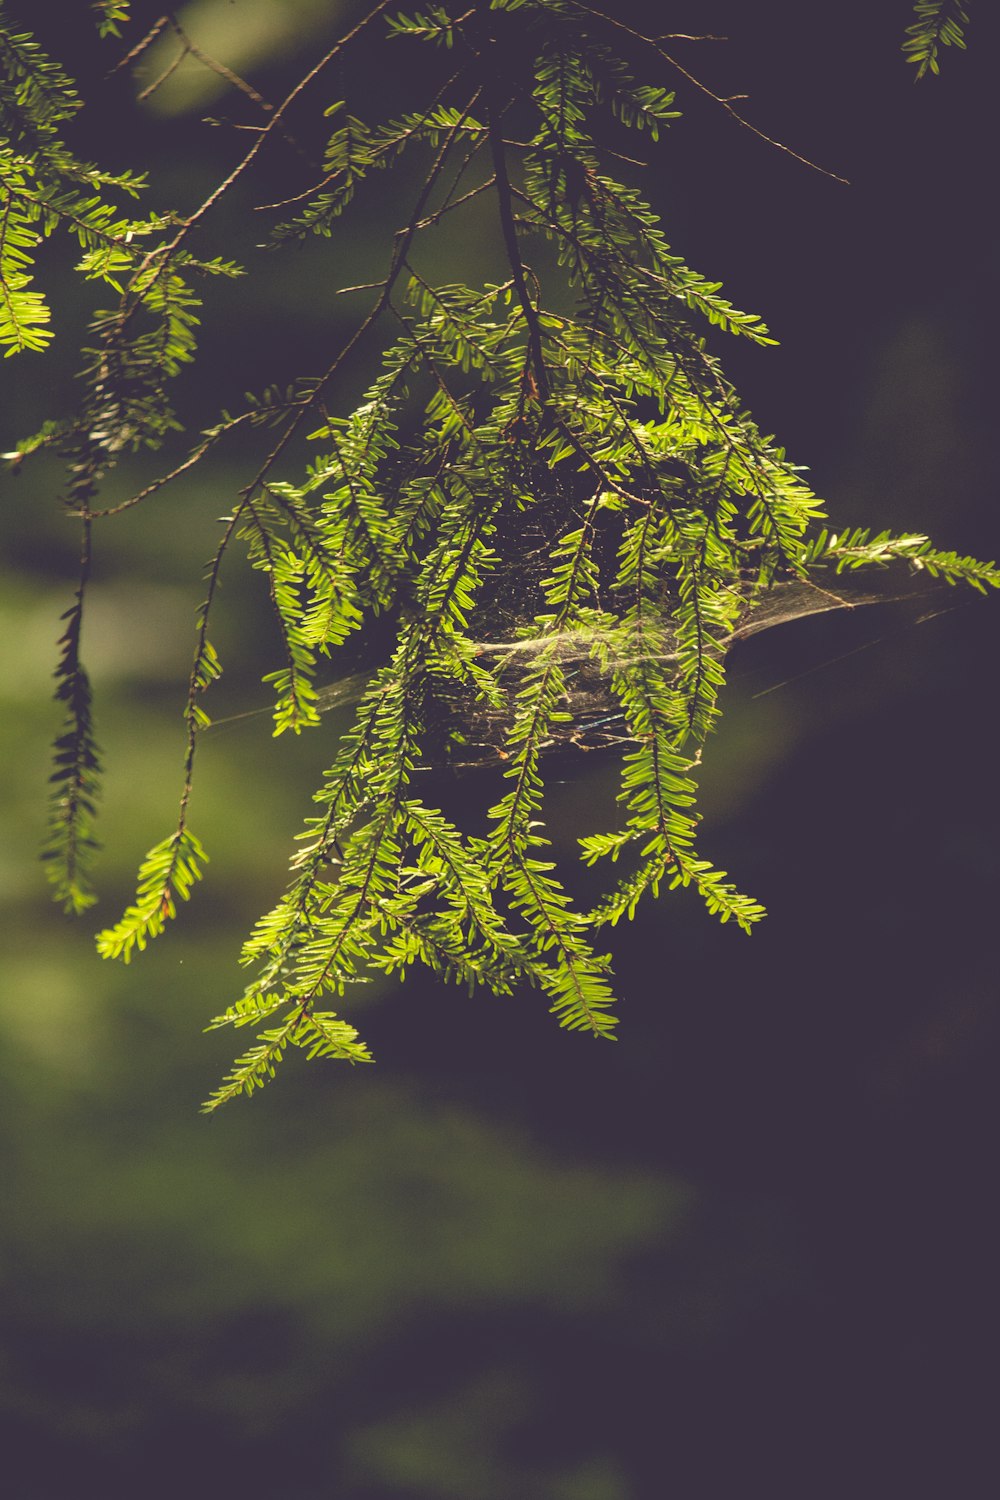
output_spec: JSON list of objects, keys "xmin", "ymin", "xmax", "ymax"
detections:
[{"xmin": 216, "ymin": 569, "xmax": 946, "ymax": 767}]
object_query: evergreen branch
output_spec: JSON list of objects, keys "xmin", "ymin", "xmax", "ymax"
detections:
[
  {"xmin": 96, "ymin": 828, "xmax": 208, "ymax": 960},
  {"xmin": 243, "ymin": 497, "xmax": 323, "ymax": 735},
  {"xmin": 97, "ymin": 512, "xmax": 236, "ymax": 962},
  {"xmin": 201, "ymin": 1004, "xmax": 374, "ymax": 1112},
  {"xmin": 0, "ymin": 186, "xmax": 52, "ymax": 354},
  {"xmin": 8, "ymin": 0, "xmax": 993, "ymax": 1099},
  {"xmin": 96, "ymin": 94, "xmax": 480, "ymax": 961},
  {"xmin": 41, "ymin": 518, "xmax": 102, "ymax": 913},
  {"xmin": 200, "ymin": 1018, "xmax": 299, "ymax": 1111},
  {"xmin": 802, "ymin": 528, "xmax": 1000, "ymax": 591},
  {"xmin": 92, "ymin": 2, "xmax": 132, "ymax": 39},
  {"xmin": 904, "ymin": 1, "xmax": 971, "ymax": 78},
  {"xmin": 486, "ymin": 646, "xmax": 619, "ymax": 1037},
  {"xmin": 238, "ymin": 689, "xmax": 385, "ymax": 991},
  {"xmin": 229, "ymin": 90, "xmax": 481, "ymax": 509},
  {"xmin": 260, "ymin": 69, "xmax": 469, "ymax": 218}
]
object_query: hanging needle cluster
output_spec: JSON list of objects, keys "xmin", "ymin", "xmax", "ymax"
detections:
[{"xmin": 1, "ymin": 0, "xmax": 993, "ymax": 1108}]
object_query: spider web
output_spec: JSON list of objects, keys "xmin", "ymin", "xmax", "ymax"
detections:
[
  {"xmin": 443, "ymin": 572, "xmax": 939, "ymax": 767},
  {"xmin": 248, "ymin": 568, "xmax": 944, "ymax": 769}
]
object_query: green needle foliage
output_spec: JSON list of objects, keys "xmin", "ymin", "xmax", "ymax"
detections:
[
  {"xmin": 904, "ymin": 0, "xmax": 972, "ymax": 79},
  {"xmin": 2, "ymin": 0, "xmax": 995, "ymax": 1107}
]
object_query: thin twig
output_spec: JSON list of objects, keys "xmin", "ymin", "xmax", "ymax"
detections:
[
  {"xmin": 136, "ymin": 42, "xmax": 187, "ymax": 104},
  {"xmin": 570, "ymin": 1, "xmax": 849, "ymax": 185},
  {"xmin": 105, "ymin": 13, "xmax": 171, "ymax": 77},
  {"xmin": 412, "ymin": 173, "xmax": 495, "ymax": 231},
  {"xmin": 112, "ymin": 0, "xmax": 399, "ymax": 344},
  {"xmin": 484, "ymin": 66, "xmax": 549, "ymax": 400},
  {"xmin": 170, "ymin": 92, "xmax": 483, "ymax": 822},
  {"xmin": 84, "ymin": 407, "xmax": 288, "ymax": 518},
  {"xmin": 165, "ymin": 12, "xmax": 274, "ymax": 117},
  {"xmin": 238, "ymin": 91, "xmax": 481, "ymax": 498},
  {"xmin": 255, "ymin": 66, "xmax": 467, "ymax": 213}
]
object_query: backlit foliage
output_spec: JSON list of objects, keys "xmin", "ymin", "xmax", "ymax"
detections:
[
  {"xmin": 2, "ymin": 0, "xmax": 994, "ymax": 1106},
  {"xmin": 904, "ymin": 0, "xmax": 972, "ymax": 79}
]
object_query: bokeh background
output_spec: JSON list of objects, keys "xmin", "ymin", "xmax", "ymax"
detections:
[{"xmin": 2, "ymin": 2, "xmax": 998, "ymax": 1495}]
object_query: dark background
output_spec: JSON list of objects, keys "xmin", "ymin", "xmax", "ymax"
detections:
[{"xmin": 1, "ymin": 2, "xmax": 998, "ymax": 1495}]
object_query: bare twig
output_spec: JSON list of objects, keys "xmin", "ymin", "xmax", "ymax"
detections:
[
  {"xmin": 164, "ymin": 12, "xmax": 275, "ymax": 117},
  {"xmin": 484, "ymin": 73, "xmax": 549, "ymax": 400},
  {"xmin": 136, "ymin": 41, "xmax": 187, "ymax": 103},
  {"xmin": 255, "ymin": 66, "xmax": 467, "ymax": 213},
  {"xmin": 112, "ymin": 0, "xmax": 399, "ymax": 344},
  {"xmin": 105, "ymin": 13, "xmax": 171, "ymax": 77},
  {"xmin": 570, "ymin": 1, "xmax": 849, "ymax": 185}
]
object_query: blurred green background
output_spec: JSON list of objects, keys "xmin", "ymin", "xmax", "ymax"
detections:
[{"xmin": 2, "ymin": 3, "xmax": 998, "ymax": 1496}]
